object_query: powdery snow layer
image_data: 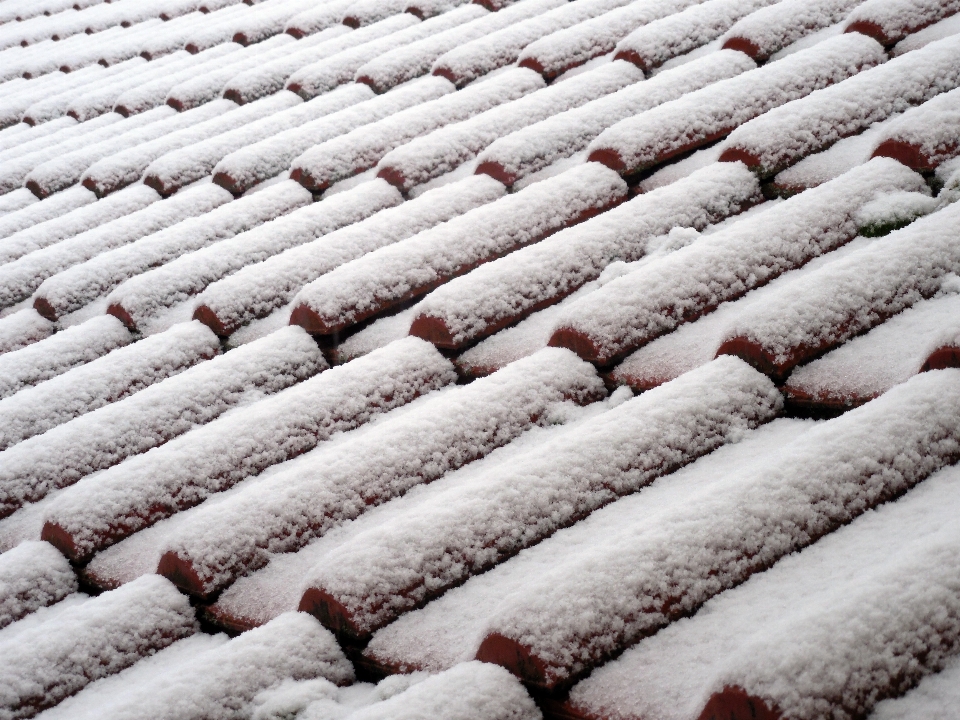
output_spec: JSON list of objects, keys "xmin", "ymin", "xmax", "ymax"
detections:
[
  {"xmin": 548, "ymin": 158, "xmax": 925, "ymax": 366},
  {"xmin": 0, "ymin": 542, "xmax": 76, "ymax": 631},
  {"xmin": 844, "ymin": 0, "xmax": 960, "ymax": 45},
  {"xmin": 0, "ymin": 316, "xmax": 131, "ymax": 400},
  {"xmin": 289, "ymin": 163, "xmax": 626, "ymax": 336},
  {"xmin": 346, "ymin": 662, "xmax": 541, "ymax": 720},
  {"xmin": 37, "ymin": 612, "xmax": 353, "ymax": 720},
  {"xmin": 0, "ymin": 112, "xmax": 148, "ymax": 197},
  {"xmin": 285, "ymin": 8, "xmax": 478, "ymax": 100},
  {"xmin": 469, "ymin": 368, "xmax": 960, "ymax": 690},
  {"xmin": 42, "ymin": 338, "xmax": 456, "ymax": 562},
  {"xmin": 362, "ymin": 418, "xmax": 814, "ymax": 674},
  {"xmin": 431, "ymin": 0, "xmax": 634, "ymax": 87},
  {"xmin": 155, "ymin": 348, "xmax": 605, "ymax": 599},
  {"xmin": 107, "ymin": 179, "xmax": 401, "ymax": 332},
  {"xmin": 411, "ymin": 162, "xmax": 761, "ymax": 350},
  {"xmin": 0, "ymin": 190, "xmax": 39, "ymax": 216},
  {"xmin": 770, "ymin": 115, "xmax": 898, "ymax": 195},
  {"xmin": 83, "ymin": 94, "xmax": 302, "ymax": 198},
  {"xmin": 588, "ymin": 33, "xmax": 885, "ymax": 176},
  {"xmin": 355, "ymin": 0, "xmax": 565, "ymax": 94},
  {"xmin": 220, "ymin": 23, "xmax": 367, "ymax": 105},
  {"xmin": 719, "ymin": 0, "xmax": 862, "ymax": 61},
  {"xmin": 719, "ymin": 33, "xmax": 960, "ymax": 177},
  {"xmin": 475, "ymin": 49, "xmax": 755, "ymax": 185},
  {"xmin": 613, "ymin": 0, "xmax": 775, "ymax": 72},
  {"xmin": 164, "ymin": 33, "xmax": 297, "ymax": 112},
  {"xmin": 195, "ymin": 175, "xmax": 505, "ymax": 337},
  {"xmin": 608, "ymin": 235, "xmax": 869, "ymax": 392},
  {"xmin": 0, "ymin": 320, "xmax": 220, "ymax": 452},
  {"xmin": 564, "ymin": 460, "xmax": 960, "ymax": 720},
  {"xmin": 377, "ymin": 60, "xmax": 643, "ymax": 192},
  {"xmin": 284, "ymin": 0, "xmax": 355, "ymax": 36},
  {"xmin": 24, "ymin": 104, "xmax": 218, "ymax": 199},
  {"xmin": 300, "ymin": 356, "xmax": 780, "ymax": 640},
  {"xmin": 871, "ymin": 87, "xmax": 960, "ymax": 171},
  {"xmin": 0, "ymin": 310, "xmax": 55, "ymax": 356},
  {"xmin": 892, "ymin": 10, "xmax": 960, "ymax": 56},
  {"xmin": 0, "ymin": 575, "xmax": 197, "ymax": 719},
  {"xmin": 1, "ymin": 184, "xmax": 230, "ymax": 309},
  {"xmin": 718, "ymin": 200, "xmax": 960, "ymax": 381},
  {"xmin": 517, "ymin": 0, "xmax": 704, "ymax": 80},
  {"xmin": 141, "ymin": 87, "xmax": 371, "ymax": 196},
  {"xmin": 0, "ymin": 325, "xmax": 324, "ymax": 518},
  {"xmin": 291, "ymin": 68, "xmax": 544, "ymax": 192},
  {"xmin": 33, "ymin": 181, "xmax": 311, "ymax": 321},
  {"xmin": 784, "ymin": 293, "xmax": 960, "ymax": 409},
  {"xmin": 871, "ymin": 653, "xmax": 960, "ymax": 720},
  {"xmin": 0, "ymin": 185, "xmax": 160, "ymax": 268},
  {"xmin": 0, "ymin": 187, "xmax": 96, "ymax": 240},
  {"xmin": 213, "ymin": 76, "xmax": 453, "ymax": 195}
]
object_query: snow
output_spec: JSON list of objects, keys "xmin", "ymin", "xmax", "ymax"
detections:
[
  {"xmin": 0, "ymin": 110, "xmax": 158, "ymax": 195},
  {"xmin": 473, "ymin": 367, "xmax": 960, "ymax": 689},
  {"xmin": 0, "ymin": 316, "xmax": 131, "ymax": 401},
  {"xmin": 302, "ymin": 356, "xmax": 779, "ymax": 639},
  {"xmin": 0, "ymin": 310, "xmax": 54, "ymax": 356},
  {"xmin": 549, "ymin": 158, "xmax": 926, "ymax": 365},
  {"xmin": 0, "ymin": 320, "xmax": 221, "ymax": 452},
  {"xmin": 0, "ymin": 185, "xmax": 160, "ymax": 267},
  {"xmin": 34, "ymin": 181, "xmax": 310, "ymax": 322},
  {"xmin": 106, "ymin": 179, "xmax": 401, "ymax": 331},
  {"xmin": 377, "ymin": 60, "xmax": 642, "ymax": 191},
  {"xmin": 291, "ymin": 68, "xmax": 543, "ymax": 192},
  {"xmin": 343, "ymin": 0, "xmax": 411, "ymax": 28},
  {"xmin": 871, "ymin": 86, "xmax": 960, "ymax": 171},
  {"xmin": 156, "ymin": 347, "xmax": 605, "ymax": 598},
  {"xmin": 213, "ymin": 76, "xmax": 452, "ymax": 195},
  {"xmin": 355, "ymin": 1, "xmax": 563, "ymax": 94},
  {"xmin": 519, "ymin": 0, "xmax": 706, "ymax": 80},
  {"xmin": 22, "ymin": 105, "xmax": 200, "ymax": 199},
  {"xmin": 24, "ymin": 57, "xmax": 148, "ymax": 122},
  {"xmin": 346, "ymin": 662, "xmax": 540, "ymax": 720},
  {"xmin": 720, "ymin": 199, "xmax": 960, "ymax": 379},
  {"xmin": 363, "ymin": 418, "xmax": 812, "ymax": 673},
  {"xmin": 43, "ymin": 337, "xmax": 455, "ymax": 562},
  {"xmin": 0, "ymin": 325, "xmax": 324, "ymax": 518},
  {"xmin": 614, "ymin": 0, "xmax": 774, "ymax": 72},
  {"xmin": 0, "ymin": 575, "xmax": 197, "ymax": 719},
  {"xmin": 285, "ymin": 9, "xmax": 475, "ymax": 100},
  {"xmin": 844, "ymin": 0, "xmax": 960, "ymax": 44},
  {"xmin": 771, "ymin": 114, "xmax": 899, "ymax": 195},
  {"xmin": 893, "ymin": 10, "xmax": 960, "ymax": 56},
  {"xmin": 285, "ymin": 0, "xmax": 357, "ymax": 37},
  {"xmin": 411, "ymin": 161, "xmax": 760, "ymax": 349},
  {"xmin": 0, "ymin": 184, "xmax": 229, "ymax": 309},
  {"xmin": 0, "ymin": 191, "xmax": 37, "ymax": 218},
  {"xmin": 142, "ymin": 87, "xmax": 371, "ymax": 196},
  {"xmin": 195, "ymin": 175, "xmax": 504, "ymax": 337},
  {"xmin": 588, "ymin": 33, "xmax": 885, "ymax": 175},
  {"xmin": 0, "ymin": 187, "xmax": 96, "ymax": 240},
  {"xmin": 475, "ymin": 49, "xmax": 754, "ymax": 185},
  {"xmin": 36, "ymin": 613, "xmax": 352, "ymax": 720},
  {"xmin": 221, "ymin": 25, "xmax": 372, "ymax": 105},
  {"xmin": 719, "ymin": 33, "xmax": 960, "ymax": 177},
  {"xmin": 112, "ymin": 43, "xmax": 243, "ymax": 116},
  {"xmin": 565, "ymin": 460, "xmax": 960, "ymax": 720},
  {"xmin": 720, "ymin": 0, "xmax": 862, "ymax": 61},
  {"xmin": 0, "ymin": 117, "xmax": 75, "ymax": 155},
  {"xmin": 431, "ymin": 0, "xmax": 635, "ymax": 87},
  {"xmin": 785, "ymin": 293, "xmax": 960, "ymax": 407},
  {"xmin": 83, "ymin": 94, "xmax": 302, "ymax": 198},
  {"xmin": 608, "ymin": 234, "xmax": 865, "ymax": 391},
  {"xmin": 164, "ymin": 33, "xmax": 296, "ymax": 111},
  {"xmin": 0, "ymin": 542, "xmax": 77, "ymax": 630},
  {"xmin": 872, "ymin": 653, "xmax": 960, "ymax": 720},
  {"xmin": 290, "ymin": 163, "xmax": 626, "ymax": 335}
]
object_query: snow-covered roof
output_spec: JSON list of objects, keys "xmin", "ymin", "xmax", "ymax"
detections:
[{"xmin": 1, "ymin": 0, "xmax": 960, "ymax": 718}]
